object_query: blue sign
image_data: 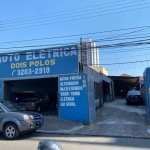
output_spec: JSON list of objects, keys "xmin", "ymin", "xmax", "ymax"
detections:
[
  {"xmin": 0, "ymin": 45, "xmax": 78, "ymax": 79},
  {"xmin": 145, "ymin": 68, "xmax": 150, "ymax": 124},
  {"xmin": 58, "ymin": 74, "xmax": 89, "ymax": 122}
]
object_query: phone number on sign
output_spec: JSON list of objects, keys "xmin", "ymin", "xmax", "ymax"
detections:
[{"xmin": 12, "ymin": 67, "xmax": 50, "ymax": 76}]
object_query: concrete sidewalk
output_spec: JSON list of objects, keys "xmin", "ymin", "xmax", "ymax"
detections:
[
  {"xmin": 37, "ymin": 99, "xmax": 150, "ymax": 139},
  {"xmin": 37, "ymin": 115, "xmax": 84, "ymax": 134}
]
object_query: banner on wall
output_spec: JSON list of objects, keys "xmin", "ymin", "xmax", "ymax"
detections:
[
  {"xmin": 0, "ymin": 45, "xmax": 79, "ymax": 79},
  {"xmin": 58, "ymin": 74, "xmax": 89, "ymax": 122}
]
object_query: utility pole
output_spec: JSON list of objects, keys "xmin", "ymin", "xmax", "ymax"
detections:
[{"xmin": 80, "ymin": 37, "xmax": 83, "ymax": 73}]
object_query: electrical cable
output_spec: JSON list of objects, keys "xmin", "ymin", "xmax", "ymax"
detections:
[
  {"xmin": 0, "ymin": 26, "xmax": 149, "ymax": 47},
  {"xmin": 100, "ymin": 52, "xmax": 150, "ymax": 60},
  {"xmin": 2, "ymin": 0, "xmax": 127, "ymax": 22},
  {"xmin": 0, "ymin": 39, "xmax": 149, "ymax": 50},
  {"xmin": 101, "ymin": 59, "xmax": 150, "ymax": 65},
  {"xmin": 100, "ymin": 46, "xmax": 150, "ymax": 54},
  {"xmin": 99, "ymin": 60, "xmax": 150, "ymax": 70},
  {"xmin": 0, "ymin": 42, "xmax": 149, "ymax": 71},
  {"xmin": 2, "ymin": 5, "xmax": 150, "ymax": 31},
  {"xmin": 0, "ymin": 25, "xmax": 148, "ymax": 45},
  {"xmin": 3, "ymin": 0, "xmax": 147, "ymax": 27},
  {"xmin": 92, "ymin": 27, "xmax": 150, "ymax": 43},
  {"xmin": 94, "ymin": 32, "xmax": 150, "ymax": 42},
  {"xmin": 1, "ymin": 40, "xmax": 148, "ymax": 53}
]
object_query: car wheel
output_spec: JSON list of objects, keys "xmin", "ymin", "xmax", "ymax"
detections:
[
  {"xmin": 36, "ymin": 106, "xmax": 41, "ymax": 112},
  {"xmin": 3, "ymin": 123, "xmax": 20, "ymax": 140},
  {"xmin": 126, "ymin": 101, "xmax": 130, "ymax": 105}
]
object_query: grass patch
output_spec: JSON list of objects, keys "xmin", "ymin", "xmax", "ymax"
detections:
[{"xmin": 82, "ymin": 121, "xmax": 90, "ymax": 125}]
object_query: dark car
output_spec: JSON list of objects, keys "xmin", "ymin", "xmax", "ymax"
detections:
[
  {"xmin": 14, "ymin": 91, "xmax": 50, "ymax": 112},
  {"xmin": 0, "ymin": 100, "xmax": 44, "ymax": 140},
  {"xmin": 126, "ymin": 90, "xmax": 143, "ymax": 105}
]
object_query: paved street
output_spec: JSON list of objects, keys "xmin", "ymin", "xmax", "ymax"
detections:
[
  {"xmin": 0, "ymin": 133, "xmax": 150, "ymax": 150},
  {"xmin": 38, "ymin": 98, "xmax": 150, "ymax": 138},
  {"xmin": 73, "ymin": 98, "xmax": 150, "ymax": 138},
  {"xmin": 0, "ymin": 99, "xmax": 150, "ymax": 150}
]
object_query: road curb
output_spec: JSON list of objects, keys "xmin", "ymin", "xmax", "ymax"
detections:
[{"xmin": 36, "ymin": 130, "xmax": 150, "ymax": 139}]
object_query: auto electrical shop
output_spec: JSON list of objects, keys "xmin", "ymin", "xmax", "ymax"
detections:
[{"xmin": 0, "ymin": 44, "xmax": 113, "ymax": 123}]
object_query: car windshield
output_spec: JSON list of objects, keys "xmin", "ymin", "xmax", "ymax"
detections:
[
  {"xmin": 127, "ymin": 91, "xmax": 140, "ymax": 95},
  {"xmin": 0, "ymin": 101, "xmax": 24, "ymax": 112}
]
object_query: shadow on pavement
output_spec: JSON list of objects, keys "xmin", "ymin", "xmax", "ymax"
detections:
[
  {"xmin": 0, "ymin": 130, "xmax": 150, "ymax": 149},
  {"xmin": 18, "ymin": 133, "xmax": 150, "ymax": 149}
]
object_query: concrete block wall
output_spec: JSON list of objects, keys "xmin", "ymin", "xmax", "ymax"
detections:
[
  {"xmin": 83, "ymin": 66, "xmax": 102, "ymax": 82},
  {"xmin": 82, "ymin": 66, "xmax": 114, "ymax": 122},
  {"xmin": 87, "ymin": 74, "xmax": 96, "ymax": 122}
]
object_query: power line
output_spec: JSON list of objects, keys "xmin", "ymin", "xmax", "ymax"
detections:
[
  {"xmin": 99, "ymin": 60, "xmax": 150, "ymax": 71},
  {"xmin": 2, "ymin": 4, "xmax": 150, "ymax": 31},
  {"xmin": 0, "ymin": 44, "xmax": 150, "ymax": 66},
  {"xmin": 98, "ymin": 60, "xmax": 150, "ymax": 68},
  {"xmin": 93, "ymin": 39, "xmax": 150, "ymax": 49},
  {"xmin": 101, "ymin": 59, "xmax": 150, "ymax": 65},
  {"xmin": 0, "ymin": 25, "xmax": 148, "ymax": 45},
  {"xmin": 92, "ymin": 27, "xmax": 150, "ymax": 43},
  {"xmin": 81, "ymin": 28, "xmax": 150, "ymax": 41},
  {"xmin": 3, "ymin": 36, "xmax": 149, "ymax": 48},
  {"xmin": 0, "ymin": 38, "xmax": 80, "ymax": 47},
  {"xmin": 3, "ymin": 0, "xmax": 146, "ymax": 27},
  {"xmin": 101, "ymin": 52, "xmax": 150, "ymax": 60},
  {"xmin": 0, "ymin": 27, "xmax": 149, "ymax": 48},
  {"xmin": 0, "ymin": 38, "xmax": 150, "ymax": 54},
  {"xmin": 1, "ymin": 32, "xmax": 150, "ymax": 49},
  {"xmin": 100, "ymin": 46, "xmax": 150, "ymax": 54},
  {"xmin": 0, "ymin": 38, "xmax": 150, "ymax": 55},
  {"xmin": 0, "ymin": 27, "xmax": 148, "ymax": 48},
  {"xmin": 0, "ymin": 42, "xmax": 79, "ymax": 50},
  {"xmin": 0, "ymin": 43, "xmax": 150, "ymax": 71},
  {"xmin": 0, "ymin": 38, "xmax": 149, "ymax": 50},
  {"xmin": 94, "ymin": 32, "xmax": 150, "ymax": 41},
  {"xmin": 94, "ymin": 35, "xmax": 150, "ymax": 43},
  {"xmin": 2, "ymin": 0, "xmax": 126, "ymax": 22}
]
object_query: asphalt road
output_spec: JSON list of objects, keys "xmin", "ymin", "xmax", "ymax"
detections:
[{"xmin": 0, "ymin": 133, "xmax": 150, "ymax": 150}]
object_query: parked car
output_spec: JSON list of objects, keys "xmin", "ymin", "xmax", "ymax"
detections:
[
  {"xmin": 0, "ymin": 100, "xmax": 44, "ymax": 140},
  {"xmin": 14, "ymin": 91, "xmax": 50, "ymax": 112},
  {"xmin": 126, "ymin": 90, "xmax": 143, "ymax": 105}
]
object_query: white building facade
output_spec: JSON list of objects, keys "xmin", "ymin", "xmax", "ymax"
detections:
[{"xmin": 82, "ymin": 38, "xmax": 100, "ymax": 66}]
